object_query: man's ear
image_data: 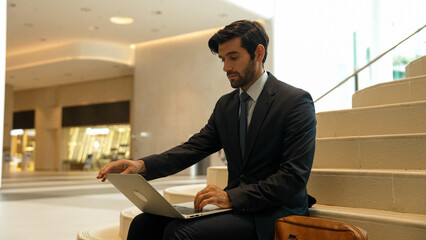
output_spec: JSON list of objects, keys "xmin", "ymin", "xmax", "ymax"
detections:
[{"xmin": 255, "ymin": 44, "xmax": 265, "ymax": 62}]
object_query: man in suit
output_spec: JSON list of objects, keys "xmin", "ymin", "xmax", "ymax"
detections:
[{"xmin": 97, "ymin": 20, "xmax": 316, "ymax": 240}]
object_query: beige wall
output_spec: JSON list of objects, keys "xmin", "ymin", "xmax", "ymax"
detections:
[
  {"xmin": 2, "ymin": 84, "xmax": 13, "ymax": 175},
  {"xmin": 131, "ymin": 22, "xmax": 274, "ymax": 167},
  {"xmin": 132, "ymin": 29, "xmax": 229, "ymax": 163},
  {"xmin": 3, "ymin": 84, "xmax": 13, "ymax": 150},
  {"xmin": 12, "ymin": 76, "xmax": 133, "ymax": 170},
  {"xmin": 14, "ymin": 76, "xmax": 134, "ymax": 111}
]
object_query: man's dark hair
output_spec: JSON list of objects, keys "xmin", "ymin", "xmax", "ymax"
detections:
[{"xmin": 208, "ymin": 20, "xmax": 269, "ymax": 64}]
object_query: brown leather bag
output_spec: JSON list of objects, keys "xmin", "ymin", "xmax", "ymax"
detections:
[{"xmin": 275, "ymin": 216, "xmax": 368, "ymax": 240}]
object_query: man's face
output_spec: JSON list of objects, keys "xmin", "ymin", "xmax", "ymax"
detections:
[{"xmin": 218, "ymin": 37, "xmax": 256, "ymax": 90}]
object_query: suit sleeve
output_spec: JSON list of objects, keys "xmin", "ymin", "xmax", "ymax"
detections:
[{"xmin": 226, "ymin": 91, "xmax": 316, "ymax": 212}]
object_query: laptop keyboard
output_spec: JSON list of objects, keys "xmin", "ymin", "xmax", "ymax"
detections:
[{"xmin": 174, "ymin": 205, "xmax": 198, "ymax": 215}]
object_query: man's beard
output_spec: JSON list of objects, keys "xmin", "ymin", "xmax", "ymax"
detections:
[{"xmin": 227, "ymin": 59, "xmax": 256, "ymax": 89}]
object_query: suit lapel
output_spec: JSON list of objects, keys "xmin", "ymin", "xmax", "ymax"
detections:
[{"xmin": 242, "ymin": 75, "xmax": 276, "ymax": 169}]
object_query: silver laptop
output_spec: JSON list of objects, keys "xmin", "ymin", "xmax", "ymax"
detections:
[{"xmin": 106, "ymin": 174, "xmax": 232, "ymax": 219}]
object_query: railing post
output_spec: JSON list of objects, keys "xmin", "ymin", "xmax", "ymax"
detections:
[{"xmin": 354, "ymin": 74, "xmax": 359, "ymax": 92}]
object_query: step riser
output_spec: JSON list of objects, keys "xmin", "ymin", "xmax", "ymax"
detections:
[
  {"xmin": 316, "ymin": 102, "xmax": 426, "ymax": 137},
  {"xmin": 314, "ymin": 135, "xmax": 426, "ymax": 169},
  {"xmin": 310, "ymin": 211, "xmax": 426, "ymax": 240},
  {"xmin": 307, "ymin": 171, "xmax": 426, "ymax": 215},
  {"xmin": 352, "ymin": 75, "xmax": 426, "ymax": 108}
]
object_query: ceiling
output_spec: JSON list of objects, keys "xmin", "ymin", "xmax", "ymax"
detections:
[{"xmin": 5, "ymin": 0, "xmax": 273, "ymax": 91}]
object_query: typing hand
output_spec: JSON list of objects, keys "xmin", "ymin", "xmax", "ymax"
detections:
[
  {"xmin": 194, "ymin": 184, "xmax": 232, "ymax": 211},
  {"xmin": 97, "ymin": 159, "xmax": 146, "ymax": 182}
]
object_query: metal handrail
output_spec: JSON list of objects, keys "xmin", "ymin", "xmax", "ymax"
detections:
[{"xmin": 314, "ymin": 24, "xmax": 426, "ymax": 103}]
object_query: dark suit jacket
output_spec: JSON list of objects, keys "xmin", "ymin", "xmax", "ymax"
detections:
[{"xmin": 141, "ymin": 73, "xmax": 316, "ymax": 239}]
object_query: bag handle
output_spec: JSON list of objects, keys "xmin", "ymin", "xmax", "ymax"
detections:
[{"xmin": 288, "ymin": 234, "xmax": 298, "ymax": 240}]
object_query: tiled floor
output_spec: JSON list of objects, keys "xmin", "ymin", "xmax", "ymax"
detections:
[{"xmin": 0, "ymin": 171, "xmax": 206, "ymax": 240}]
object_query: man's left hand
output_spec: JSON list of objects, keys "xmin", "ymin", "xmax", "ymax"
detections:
[{"xmin": 194, "ymin": 184, "xmax": 232, "ymax": 211}]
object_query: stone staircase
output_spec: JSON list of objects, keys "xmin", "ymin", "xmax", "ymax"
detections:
[
  {"xmin": 77, "ymin": 56, "xmax": 426, "ymax": 239},
  {"xmin": 308, "ymin": 55, "xmax": 426, "ymax": 240}
]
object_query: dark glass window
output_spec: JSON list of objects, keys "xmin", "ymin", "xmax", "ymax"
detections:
[
  {"xmin": 13, "ymin": 110, "xmax": 35, "ymax": 129},
  {"xmin": 62, "ymin": 101, "xmax": 130, "ymax": 127}
]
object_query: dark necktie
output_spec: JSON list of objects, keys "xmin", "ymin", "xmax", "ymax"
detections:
[{"xmin": 239, "ymin": 92, "xmax": 250, "ymax": 157}]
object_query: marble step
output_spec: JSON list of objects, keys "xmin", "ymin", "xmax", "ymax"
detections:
[
  {"xmin": 307, "ymin": 169, "xmax": 426, "ymax": 215},
  {"xmin": 310, "ymin": 204, "xmax": 426, "ymax": 240},
  {"xmin": 120, "ymin": 207, "xmax": 142, "ymax": 240},
  {"xmin": 314, "ymin": 133, "xmax": 426, "ymax": 169},
  {"xmin": 316, "ymin": 100, "xmax": 426, "ymax": 138},
  {"xmin": 406, "ymin": 55, "xmax": 426, "ymax": 78},
  {"xmin": 80, "ymin": 203, "xmax": 426, "ymax": 240},
  {"xmin": 77, "ymin": 223, "xmax": 121, "ymax": 240},
  {"xmin": 352, "ymin": 75, "xmax": 426, "ymax": 108},
  {"xmin": 163, "ymin": 183, "xmax": 206, "ymax": 204}
]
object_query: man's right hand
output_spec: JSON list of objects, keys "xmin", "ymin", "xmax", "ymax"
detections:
[{"xmin": 97, "ymin": 159, "xmax": 146, "ymax": 182}]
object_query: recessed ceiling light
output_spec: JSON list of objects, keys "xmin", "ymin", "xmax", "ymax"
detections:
[{"xmin": 110, "ymin": 16, "xmax": 134, "ymax": 25}]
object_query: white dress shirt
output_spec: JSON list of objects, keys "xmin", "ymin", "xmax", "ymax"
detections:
[{"xmin": 239, "ymin": 71, "xmax": 268, "ymax": 127}]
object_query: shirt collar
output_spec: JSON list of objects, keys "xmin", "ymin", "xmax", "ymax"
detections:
[{"xmin": 240, "ymin": 71, "xmax": 268, "ymax": 101}]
